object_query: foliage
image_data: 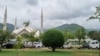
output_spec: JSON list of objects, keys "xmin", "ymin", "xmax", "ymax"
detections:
[
  {"xmin": 21, "ymin": 32, "xmax": 38, "ymax": 48},
  {"xmin": 21, "ymin": 33, "xmax": 29, "ymax": 39},
  {"xmin": 63, "ymin": 30, "xmax": 75, "ymax": 41},
  {"xmin": 88, "ymin": 31, "xmax": 98, "ymax": 40},
  {"xmin": 42, "ymin": 29, "xmax": 64, "ymax": 52},
  {"xmin": 87, "ymin": 6, "xmax": 100, "ymax": 41},
  {"xmin": 28, "ymin": 33, "xmax": 35, "ymax": 42},
  {"xmin": 88, "ymin": 6, "xmax": 100, "ymax": 21},
  {"xmin": 0, "ymin": 30, "xmax": 10, "ymax": 51},
  {"xmin": 88, "ymin": 31, "xmax": 100, "ymax": 41},
  {"xmin": 9, "ymin": 34, "xmax": 16, "ymax": 39},
  {"xmin": 97, "ymin": 31, "xmax": 100, "ymax": 41},
  {"xmin": 14, "ymin": 36, "xmax": 23, "ymax": 49},
  {"xmin": 14, "ymin": 36, "xmax": 23, "ymax": 56},
  {"xmin": 75, "ymin": 28, "xmax": 86, "ymax": 44},
  {"xmin": 87, "ymin": 6, "xmax": 100, "ymax": 55},
  {"xmin": 56, "ymin": 24, "xmax": 84, "ymax": 33}
]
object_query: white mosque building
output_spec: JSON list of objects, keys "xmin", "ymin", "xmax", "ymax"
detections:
[
  {"xmin": 12, "ymin": 21, "xmax": 40, "ymax": 37},
  {"xmin": 3, "ymin": 6, "xmax": 44, "ymax": 38}
]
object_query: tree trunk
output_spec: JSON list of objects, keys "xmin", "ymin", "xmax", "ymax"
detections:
[
  {"xmin": 0, "ymin": 44, "xmax": 2, "ymax": 52},
  {"xmin": 16, "ymin": 47, "xmax": 19, "ymax": 56},
  {"xmin": 79, "ymin": 39, "xmax": 81, "ymax": 45},
  {"xmin": 52, "ymin": 47, "xmax": 56, "ymax": 52},
  {"xmin": 32, "ymin": 42, "xmax": 34, "ymax": 48}
]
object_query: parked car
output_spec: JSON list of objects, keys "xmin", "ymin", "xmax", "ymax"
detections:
[
  {"xmin": 69, "ymin": 42, "xmax": 82, "ymax": 48},
  {"xmin": 63, "ymin": 43, "xmax": 72, "ymax": 49},
  {"xmin": 24, "ymin": 42, "xmax": 43, "ymax": 48},
  {"xmin": 2, "ymin": 41, "xmax": 16, "ymax": 48},
  {"xmin": 89, "ymin": 40, "xmax": 100, "ymax": 49},
  {"xmin": 2, "ymin": 41, "xmax": 24, "ymax": 49},
  {"xmin": 24, "ymin": 42, "xmax": 33, "ymax": 48},
  {"xmin": 78, "ymin": 42, "xmax": 90, "ymax": 49},
  {"xmin": 33, "ymin": 42, "xmax": 43, "ymax": 48}
]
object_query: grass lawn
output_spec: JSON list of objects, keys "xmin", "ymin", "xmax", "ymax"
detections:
[{"xmin": 0, "ymin": 48, "xmax": 99, "ymax": 56}]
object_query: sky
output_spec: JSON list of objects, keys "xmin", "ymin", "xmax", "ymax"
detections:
[{"xmin": 0, "ymin": 0, "xmax": 100, "ymax": 29}]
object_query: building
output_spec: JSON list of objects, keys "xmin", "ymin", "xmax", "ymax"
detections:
[
  {"xmin": 2, "ymin": 6, "xmax": 43, "ymax": 38},
  {"xmin": 12, "ymin": 26, "xmax": 40, "ymax": 37}
]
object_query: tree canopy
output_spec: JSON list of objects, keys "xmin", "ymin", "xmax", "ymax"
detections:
[
  {"xmin": 42, "ymin": 29, "xmax": 64, "ymax": 52},
  {"xmin": 75, "ymin": 28, "xmax": 86, "ymax": 44}
]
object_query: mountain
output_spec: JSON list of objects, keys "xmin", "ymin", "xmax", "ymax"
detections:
[
  {"xmin": 0, "ymin": 23, "xmax": 14, "ymax": 32},
  {"xmin": 56, "ymin": 24, "xmax": 84, "ymax": 32},
  {"xmin": 43, "ymin": 23, "xmax": 100, "ymax": 33}
]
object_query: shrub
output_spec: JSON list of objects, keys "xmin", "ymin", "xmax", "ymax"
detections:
[{"xmin": 42, "ymin": 29, "xmax": 64, "ymax": 52}]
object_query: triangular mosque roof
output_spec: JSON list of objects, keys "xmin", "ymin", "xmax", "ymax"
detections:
[{"xmin": 12, "ymin": 26, "xmax": 37, "ymax": 35}]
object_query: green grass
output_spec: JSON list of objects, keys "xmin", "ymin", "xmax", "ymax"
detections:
[{"xmin": 0, "ymin": 48, "xmax": 99, "ymax": 56}]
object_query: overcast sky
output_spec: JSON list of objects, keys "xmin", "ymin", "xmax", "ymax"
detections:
[{"xmin": 0, "ymin": 0, "xmax": 100, "ymax": 29}]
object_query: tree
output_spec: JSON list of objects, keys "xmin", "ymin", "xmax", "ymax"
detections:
[
  {"xmin": 87, "ymin": 6, "xmax": 100, "ymax": 55},
  {"xmin": 87, "ymin": 6, "xmax": 100, "ymax": 21},
  {"xmin": 88, "ymin": 31, "xmax": 98, "ymax": 40},
  {"xmin": 14, "ymin": 36, "xmax": 23, "ymax": 56},
  {"xmin": 75, "ymin": 28, "xmax": 86, "ymax": 45},
  {"xmin": 87, "ymin": 6, "xmax": 100, "ymax": 42},
  {"xmin": 0, "ymin": 30, "xmax": 10, "ymax": 51},
  {"xmin": 42, "ymin": 29, "xmax": 64, "ymax": 52},
  {"xmin": 63, "ymin": 30, "xmax": 75, "ymax": 41},
  {"xmin": 28, "ymin": 33, "xmax": 36, "ymax": 48},
  {"xmin": 21, "ymin": 32, "xmax": 37, "ymax": 48}
]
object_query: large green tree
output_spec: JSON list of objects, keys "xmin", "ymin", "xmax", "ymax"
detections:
[
  {"xmin": 42, "ymin": 29, "xmax": 64, "ymax": 52},
  {"xmin": 87, "ymin": 6, "xmax": 100, "ymax": 41},
  {"xmin": 88, "ymin": 6, "xmax": 100, "ymax": 55},
  {"xmin": 75, "ymin": 28, "xmax": 86, "ymax": 45}
]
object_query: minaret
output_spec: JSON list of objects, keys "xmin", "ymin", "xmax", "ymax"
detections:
[
  {"xmin": 3, "ymin": 6, "xmax": 7, "ymax": 31},
  {"xmin": 40, "ymin": 8, "xmax": 43, "ymax": 33},
  {"xmin": 14, "ymin": 17, "xmax": 17, "ymax": 30}
]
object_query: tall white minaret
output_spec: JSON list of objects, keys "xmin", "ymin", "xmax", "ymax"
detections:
[
  {"xmin": 40, "ymin": 8, "xmax": 43, "ymax": 33},
  {"xmin": 3, "ymin": 6, "xmax": 7, "ymax": 31},
  {"xmin": 14, "ymin": 17, "xmax": 17, "ymax": 30}
]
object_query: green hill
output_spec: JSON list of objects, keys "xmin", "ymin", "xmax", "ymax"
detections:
[
  {"xmin": 0, "ymin": 23, "xmax": 14, "ymax": 32},
  {"xmin": 56, "ymin": 24, "xmax": 84, "ymax": 32},
  {"xmin": 44, "ymin": 23, "xmax": 100, "ymax": 33}
]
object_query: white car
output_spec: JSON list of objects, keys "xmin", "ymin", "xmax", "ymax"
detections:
[
  {"xmin": 89, "ymin": 40, "xmax": 100, "ymax": 49},
  {"xmin": 33, "ymin": 42, "xmax": 43, "ymax": 48},
  {"xmin": 63, "ymin": 43, "xmax": 72, "ymax": 49},
  {"xmin": 24, "ymin": 42, "xmax": 33, "ymax": 48},
  {"xmin": 24, "ymin": 42, "xmax": 43, "ymax": 48}
]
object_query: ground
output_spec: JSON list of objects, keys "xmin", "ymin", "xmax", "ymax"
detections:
[{"xmin": 0, "ymin": 48, "xmax": 99, "ymax": 56}]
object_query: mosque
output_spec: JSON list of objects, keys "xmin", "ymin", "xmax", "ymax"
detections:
[{"xmin": 2, "ymin": 6, "xmax": 44, "ymax": 38}]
